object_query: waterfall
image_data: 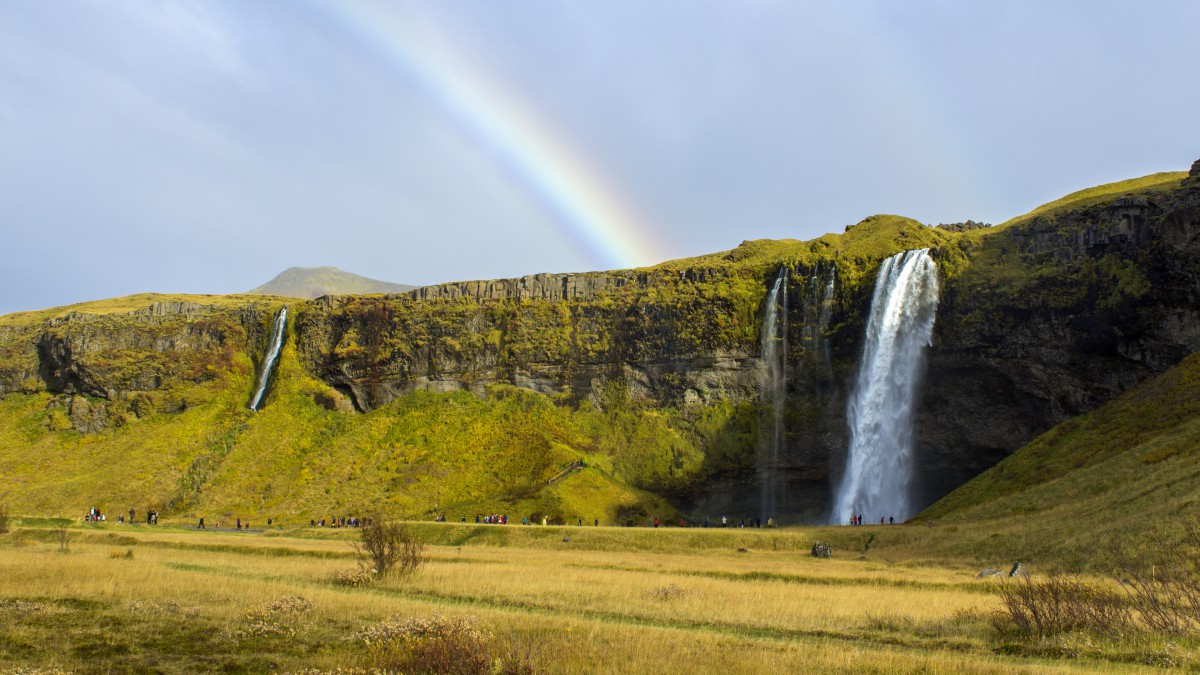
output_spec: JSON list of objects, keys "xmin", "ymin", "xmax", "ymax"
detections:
[
  {"xmin": 802, "ymin": 264, "xmax": 837, "ymax": 377},
  {"xmin": 832, "ymin": 249, "xmax": 938, "ymax": 523},
  {"xmin": 759, "ymin": 268, "xmax": 788, "ymax": 522},
  {"xmin": 249, "ymin": 306, "xmax": 287, "ymax": 411},
  {"xmin": 817, "ymin": 265, "xmax": 836, "ymax": 372}
]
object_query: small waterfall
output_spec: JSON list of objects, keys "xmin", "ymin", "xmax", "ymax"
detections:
[
  {"xmin": 249, "ymin": 306, "xmax": 287, "ymax": 411},
  {"xmin": 832, "ymin": 249, "xmax": 938, "ymax": 523},
  {"xmin": 802, "ymin": 264, "xmax": 837, "ymax": 378},
  {"xmin": 759, "ymin": 268, "xmax": 788, "ymax": 523},
  {"xmin": 817, "ymin": 265, "xmax": 836, "ymax": 372}
]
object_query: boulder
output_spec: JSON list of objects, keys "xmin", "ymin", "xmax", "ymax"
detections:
[{"xmin": 811, "ymin": 541, "xmax": 832, "ymax": 558}]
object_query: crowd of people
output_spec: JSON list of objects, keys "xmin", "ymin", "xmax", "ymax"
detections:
[
  {"xmin": 82, "ymin": 502, "xmax": 903, "ymax": 532},
  {"xmin": 848, "ymin": 514, "xmax": 896, "ymax": 525},
  {"xmin": 84, "ymin": 506, "xmax": 159, "ymax": 525}
]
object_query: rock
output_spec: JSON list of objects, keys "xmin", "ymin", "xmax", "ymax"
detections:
[
  {"xmin": 936, "ymin": 220, "xmax": 993, "ymax": 232},
  {"xmin": 314, "ymin": 390, "xmax": 355, "ymax": 413},
  {"xmin": 1008, "ymin": 562, "xmax": 1024, "ymax": 577},
  {"xmin": 977, "ymin": 568, "xmax": 1002, "ymax": 578},
  {"xmin": 1190, "ymin": 158, "xmax": 1200, "ymax": 178},
  {"xmin": 68, "ymin": 395, "xmax": 107, "ymax": 434},
  {"xmin": 811, "ymin": 541, "xmax": 832, "ymax": 558}
]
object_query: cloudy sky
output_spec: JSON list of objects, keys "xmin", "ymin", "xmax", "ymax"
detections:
[{"xmin": 1, "ymin": 1, "xmax": 1197, "ymax": 315}]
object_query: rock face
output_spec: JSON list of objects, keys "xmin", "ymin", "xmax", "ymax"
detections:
[
  {"xmin": 295, "ymin": 266, "xmax": 767, "ymax": 413},
  {"xmin": 2, "ymin": 164, "xmax": 1199, "ymax": 521},
  {"xmin": 0, "ymin": 300, "xmax": 286, "ymax": 431},
  {"xmin": 916, "ymin": 175, "xmax": 1200, "ymax": 507}
]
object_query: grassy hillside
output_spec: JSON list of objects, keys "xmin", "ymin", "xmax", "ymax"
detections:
[
  {"xmin": 249, "ymin": 266, "xmax": 414, "ymax": 299},
  {"xmin": 911, "ymin": 349, "xmax": 1200, "ymax": 566},
  {"xmin": 1, "ymin": 161, "xmax": 1196, "ymax": 537},
  {"xmin": 997, "ymin": 171, "xmax": 1187, "ymax": 230},
  {"xmin": 0, "ymin": 328, "xmax": 687, "ymax": 524}
]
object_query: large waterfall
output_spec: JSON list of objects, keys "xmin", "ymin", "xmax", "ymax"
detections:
[
  {"xmin": 249, "ymin": 306, "xmax": 287, "ymax": 411},
  {"xmin": 832, "ymin": 249, "xmax": 939, "ymax": 523},
  {"xmin": 759, "ymin": 268, "xmax": 788, "ymax": 522}
]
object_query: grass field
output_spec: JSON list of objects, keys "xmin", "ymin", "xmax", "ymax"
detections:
[{"xmin": 1, "ymin": 519, "xmax": 1191, "ymax": 673}]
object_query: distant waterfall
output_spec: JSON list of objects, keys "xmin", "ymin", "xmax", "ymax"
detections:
[
  {"xmin": 759, "ymin": 268, "xmax": 788, "ymax": 522},
  {"xmin": 833, "ymin": 249, "xmax": 938, "ymax": 523},
  {"xmin": 249, "ymin": 307, "xmax": 287, "ymax": 411},
  {"xmin": 802, "ymin": 264, "xmax": 837, "ymax": 377}
]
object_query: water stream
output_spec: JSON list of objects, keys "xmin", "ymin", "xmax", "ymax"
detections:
[
  {"xmin": 832, "ymin": 249, "xmax": 939, "ymax": 523},
  {"xmin": 249, "ymin": 306, "xmax": 287, "ymax": 411},
  {"xmin": 759, "ymin": 268, "xmax": 788, "ymax": 522}
]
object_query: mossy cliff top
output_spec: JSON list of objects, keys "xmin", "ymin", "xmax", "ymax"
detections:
[{"xmin": 1, "ymin": 162, "xmax": 1198, "ymax": 524}]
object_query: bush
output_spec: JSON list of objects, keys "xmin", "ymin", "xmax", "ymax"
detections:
[
  {"xmin": 355, "ymin": 615, "xmax": 541, "ymax": 674},
  {"xmin": 355, "ymin": 515, "xmax": 425, "ymax": 579},
  {"xmin": 226, "ymin": 595, "xmax": 313, "ymax": 642},
  {"xmin": 336, "ymin": 567, "xmax": 376, "ymax": 587},
  {"xmin": 1102, "ymin": 523, "xmax": 1200, "ymax": 633},
  {"xmin": 993, "ymin": 574, "xmax": 1131, "ymax": 639},
  {"xmin": 0, "ymin": 502, "xmax": 9, "ymax": 534}
]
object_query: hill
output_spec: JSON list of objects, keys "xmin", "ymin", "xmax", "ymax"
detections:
[
  {"xmin": 0, "ymin": 159, "xmax": 1197, "ymax": 528},
  {"xmin": 248, "ymin": 266, "xmax": 415, "ymax": 299},
  {"xmin": 907, "ymin": 348, "xmax": 1200, "ymax": 566}
]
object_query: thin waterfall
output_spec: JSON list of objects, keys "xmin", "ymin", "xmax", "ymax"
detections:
[
  {"xmin": 817, "ymin": 265, "xmax": 836, "ymax": 372},
  {"xmin": 802, "ymin": 264, "xmax": 837, "ymax": 378},
  {"xmin": 759, "ymin": 268, "xmax": 788, "ymax": 523},
  {"xmin": 249, "ymin": 306, "xmax": 287, "ymax": 411},
  {"xmin": 832, "ymin": 249, "xmax": 938, "ymax": 523}
]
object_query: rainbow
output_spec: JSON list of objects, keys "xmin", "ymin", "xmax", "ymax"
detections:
[{"xmin": 320, "ymin": 3, "xmax": 666, "ymax": 270}]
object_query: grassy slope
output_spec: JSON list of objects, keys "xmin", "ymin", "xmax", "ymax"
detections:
[
  {"xmin": 0, "ymin": 332, "xmax": 677, "ymax": 524},
  {"xmin": 911, "ymin": 349, "xmax": 1200, "ymax": 566},
  {"xmin": 1, "ymin": 165, "xmax": 1192, "ymax": 536},
  {"xmin": 0, "ymin": 213, "xmax": 964, "ymax": 524},
  {"xmin": 996, "ymin": 171, "xmax": 1187, "ymax": 230}
]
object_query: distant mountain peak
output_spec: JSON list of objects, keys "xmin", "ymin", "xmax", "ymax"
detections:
[{"xmin": 248, "ymin": 266, "xmax": 414, "ymax": 299}]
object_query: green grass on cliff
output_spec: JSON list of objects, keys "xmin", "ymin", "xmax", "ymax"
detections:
[
  {"xmin": 0, "ymin": 292, "xmax": 291, "ymax": 326},
  {"xmin": 907, "ymin": 349, "xmax": 1200, "ymax": 566},
  {"xmin": 0, "ymin": 330, "xmax": 697, "ymax": 525},
  {"xmin": 997, "ymin": 171, "xmax": 1187, "ymax": 230}
]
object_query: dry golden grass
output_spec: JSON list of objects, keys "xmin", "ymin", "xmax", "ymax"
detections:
[{"xmin": 0, "ymin": 522, "xmax": 1178, "ymax": 673}]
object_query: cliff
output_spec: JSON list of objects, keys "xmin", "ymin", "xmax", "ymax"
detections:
[{"xmin": 0, "ymin": 163, "xmax": 1198, "ymax": 523}]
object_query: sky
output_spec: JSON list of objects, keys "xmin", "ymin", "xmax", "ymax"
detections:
[{"xmin": 1, "ymin": 1, "xmax": 1197, "ymax": 315}]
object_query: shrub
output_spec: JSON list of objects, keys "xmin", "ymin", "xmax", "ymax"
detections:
[
  {"xmin": 354, "ymin": 615, "xmax": 541, "ymax": 674},
  {"xmin": 226, "ymin": 595, "xmax": 313, "ymax": 641},
  {"xmin": 355, "ymin": 515, "xmax": 425, "ymax": 579},
  {"xmin": 993, "ymin": 574, "xmax": 1131, "ymax": 639},
  {"xmin": 336, "ymin": 567, "xmax": 376, "ymax": 587},
  {"xmin": 0, "ymin": 502, "xmax": 9, "ymax": 534},
  {"xmin": 1102, "ymin": 523, "xmax": 1200, "ymax": 633}
]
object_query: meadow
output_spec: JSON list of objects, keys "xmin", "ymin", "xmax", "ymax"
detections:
[{"xmin": 1, "ymin": 518, "xmax": 1191, "ymax": 673}]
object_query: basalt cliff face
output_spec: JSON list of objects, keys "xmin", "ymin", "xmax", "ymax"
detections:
[
  {"xmin": 1, "ymin": 165, "xmax": 1198, "ymax": 521},
  {"xmin": 919, "ymin": 167, "xmax": 1200, "ymax": 506}
]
